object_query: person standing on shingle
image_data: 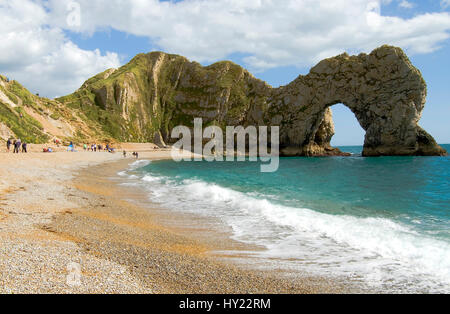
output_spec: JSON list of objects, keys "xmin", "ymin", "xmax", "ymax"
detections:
[{"xmin": 14, "ymin": 139, "xmax": 21, "ymax": 154}]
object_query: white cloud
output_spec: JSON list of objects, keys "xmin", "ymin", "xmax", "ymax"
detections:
[
  {"xmin": 2, "ymin": 0, "xmax": 450, "ymax": 97},
  {"xmin": 46, "ymin": 0, "xmax": 450, "ymax": 70},
  {"xmin": 399, "ymin": 0, "xmax": 415, "ymax": 9},
  {"xmin": 0, "ymin": 0, "xmax": 120, "ymax": 98}
]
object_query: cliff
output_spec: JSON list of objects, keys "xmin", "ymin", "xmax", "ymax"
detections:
[
  {"xmin": 1, "ymin": 45, "xmax": 446, "ymax": 156},
  {"xmin": 0, "ymin": 75, "xmax": 110, "ymax": 144}
]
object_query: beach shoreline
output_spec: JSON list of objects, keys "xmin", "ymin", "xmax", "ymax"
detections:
[{"xmin": 0, "ymin": 147, "xmax": 356, "ymax": 293}]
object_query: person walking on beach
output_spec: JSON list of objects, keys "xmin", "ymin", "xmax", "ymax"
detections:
[
  {"xmin": 6, "ymin": 138, "xmax": 11, "ymax": 152},
  {"xmin": 22, "ymin": 142, "xmax": 27, "ymax": 153},
  {"xmin": 14, "ymin": 139, "xmax": 21, "ymax": 154},
  {"xmin": 123, "ymin": 150, "xmax": 127, "ymax": 158}
]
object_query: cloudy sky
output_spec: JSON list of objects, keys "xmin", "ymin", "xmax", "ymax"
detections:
[{"xmin": 1, "ymin": 0, "xmax": 449, "ymax": 145}]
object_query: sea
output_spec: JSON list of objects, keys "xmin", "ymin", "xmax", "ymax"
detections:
[{"xmin": 118, "ymin": 144, "xmax": 450, "ymax": 293}]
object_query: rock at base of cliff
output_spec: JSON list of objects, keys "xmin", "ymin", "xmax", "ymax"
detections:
[{"xmin": 153, "ymin": 130, "xmax": 167, "ymax": 148}]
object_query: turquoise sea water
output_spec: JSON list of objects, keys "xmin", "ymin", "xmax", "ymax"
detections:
[{"xmin": 121, "ymin": 144, "xmax": 450, "ymax": 293}]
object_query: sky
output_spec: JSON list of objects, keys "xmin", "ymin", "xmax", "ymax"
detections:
[{"xmin": 0, "ymin": 0, "xmax": 449, "ymax": 145}]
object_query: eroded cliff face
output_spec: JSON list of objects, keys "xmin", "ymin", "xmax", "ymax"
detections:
[{"xmin": 58, "ymin": 45, "xmax": 447, "ymax": 156}]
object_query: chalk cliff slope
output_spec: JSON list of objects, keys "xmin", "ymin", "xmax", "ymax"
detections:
[{"xmin": 0, "ymin": 75, "xmax": 107, "ymax": 145}]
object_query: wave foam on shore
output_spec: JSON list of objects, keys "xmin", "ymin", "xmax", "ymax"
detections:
[{"xmin": 119, "ymin": 165, "xmax": 450, "ymax": 293}]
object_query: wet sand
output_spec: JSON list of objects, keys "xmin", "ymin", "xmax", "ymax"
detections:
[{"xmin": 0, "ymin": 146, "xmax": 355, "ymax": 293}]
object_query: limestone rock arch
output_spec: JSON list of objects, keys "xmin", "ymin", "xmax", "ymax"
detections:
[
  {"xmin": 267, "ymin": 45, "xmax": 447, "ymax": 156},
  {"xmin": 60, "ymin": 46, "xmax": 446, "ymax": 157}
]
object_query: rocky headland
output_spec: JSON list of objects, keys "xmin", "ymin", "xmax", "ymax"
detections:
[{"xmin": 1, "ymin": 45, "xmax": 446, "ymax": 156}]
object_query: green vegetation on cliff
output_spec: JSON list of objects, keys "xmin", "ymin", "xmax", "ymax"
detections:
[
  {"xmin": 0, "ymin": 75, "xmax": 109, "ymax": 144},
  {"xmin": 0, "ymin": 101, "xmax": 48, "ymax": 143},
  {"xmin": 57, "ymin": 51, "xmax": 266, "ymax": 143}
]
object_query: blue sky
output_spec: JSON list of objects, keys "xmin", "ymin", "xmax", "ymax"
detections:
[{"xmin": 1, "ymin": 0, "xmax": 449, "ymax": 145}]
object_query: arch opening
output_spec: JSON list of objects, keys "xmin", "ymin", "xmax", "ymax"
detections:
[{"xmin": 330, "ymin": 103, "xmax": 365, "ymax": 151}]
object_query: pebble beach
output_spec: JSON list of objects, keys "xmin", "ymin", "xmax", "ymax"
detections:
[{"xmin": 0, "ymin": 144, "xmax": 349, "ymax": 294}]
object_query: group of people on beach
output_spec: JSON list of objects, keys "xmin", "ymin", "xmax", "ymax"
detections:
[
  {"xmin": 4, "ymin": 138, "xmax": 142, "ymax": 158},
  {"xmin": 82, "ymin": 143, "xmax": 116, "ymax": 153},
  {"xmin": 122, "ymin": 150, "xmax": 139, "ymax": 159},
  {"xmin": 6, "ymin": 138, "xmax": 27, "ymax": 153}
]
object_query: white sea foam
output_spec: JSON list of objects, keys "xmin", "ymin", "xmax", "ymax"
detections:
[
  {"xmin": 117, "ymin": 160, "xmax": 151, "ymax": 177},
  {"xmin": 142, "ymin": 175, "xmax": 163, "ymax": 182},
  {"xmin": 120, "ymin": 170, "xmax": 450, "ymax": 293},
  {"xmin": 129, "ymin": 160, "xmax": 151, "ymax": 169}
]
